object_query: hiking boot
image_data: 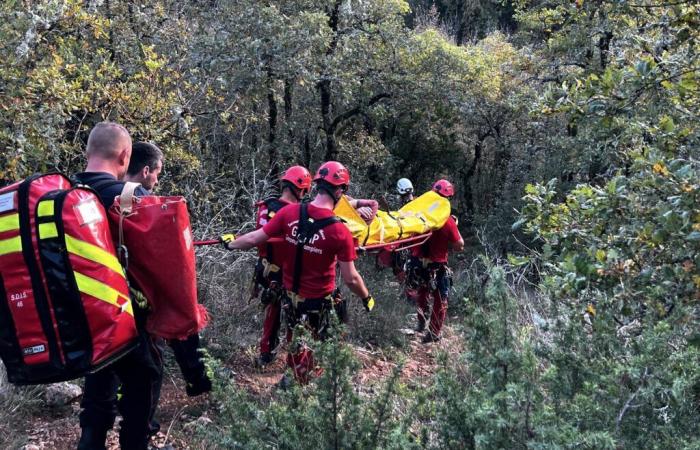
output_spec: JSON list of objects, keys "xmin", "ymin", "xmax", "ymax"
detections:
[
  {"xmin": 77, "ymin": 427, "xmax": 109, "ymax": 450},
  {"xmin": 275, "ymin": 374, "xmax": 293, "ymax": 391},
  {"xmin": 415, "ymin": 321, "xmax": 426, "ymax": 333},
  {"xmin": 148, "ymin": 419, "xmax": 161, "ymax": 437},
  {"xmin": 421, "ymin": 332, "xmax": 441, "ymax": 344},
  {"xmin": 185, "ymin": 375, "xmax": 212, "ymax": 397},
  {"xmin": 255, "ymin": 352, "xmax": 275, "ymax": 367}
]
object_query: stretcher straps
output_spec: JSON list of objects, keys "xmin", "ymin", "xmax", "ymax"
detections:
[
  {"xmin": 356, "ymin": 232, "xmax": 433, "ymax": 253},
  {"xmin": 387, "ymin": 211, "xmax": 404, "ymax": 240},
  {"xmin": 361, "ymin": 225, "xmax": 371, "ymax": 247}
]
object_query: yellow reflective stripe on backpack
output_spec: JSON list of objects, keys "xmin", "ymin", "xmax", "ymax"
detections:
[
  {"xmin": 37, "ymin": 200, "xmax": 55, "ymax": 217},
  {"xmin": 0, "ymin": 214, "xmax": 19, "ymax": 233},
  {"xmin": 38, "ymin": 222, "xmax": 58, "ymax": 239},
  {"xmin": 74, "ymin": 272, "xmax": 133, "ymax": 316},
  {"xmin": 65, "ymin": 234, "xmax": 125, "ymax": 278},
  {"xmin": 0, "ymin": 235, "xmax": 22, "ymax": 256}
]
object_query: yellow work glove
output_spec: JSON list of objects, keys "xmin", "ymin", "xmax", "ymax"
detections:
[
  {"xmin": 361, "ymin": 295, "xmax": 375, "ymax": 312},
  {"xmin": 220, "ymin": 234, "xmax": 236, "ymax": 249},
  {"xmin": 586, "ymin": 303, "xmax": 596, "ymax": 317}
]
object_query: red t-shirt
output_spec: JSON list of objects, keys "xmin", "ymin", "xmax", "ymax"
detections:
[
  {"xmin": 263, "ymin": 203, "xmax": 356, "ymax": 298},
  {"xmin": 255, "ymin": 198, "xmax": 290, "ymax": 266},
  {"xmin": 412, "ymin": 216, "xmax": 461, "ymax": 263}
]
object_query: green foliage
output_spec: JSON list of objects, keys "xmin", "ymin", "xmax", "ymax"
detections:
[
  {"xmin": 510, "ymin": 2, "xmax": 700, "ymax": 447},
  {"xmin": 0, "ymin": 0, "xmax": 199, "ymax": 182},
  {"xmin": 203, "ymin": 324, "xmax": 418, "ymax": 449},
  {"xmin": 430, "ymin": 3, "xmax": 700, "ymax": 443},
  {"xmin": 517, "ymin": 0, "xmax": 699, "ymax": 172},
  {"xmin": 408, "ymin": 0, "xmax": 517, "ymax": 43},
  {"xmin": 518, "ymin": 156, "xmax": 700, "ymax": 447},
  {"xmin": 433, "ymin": 264, "xmax": 545, "ymax": 449},
  {"xmin": 523, "ymin": 156, "xmax": 699, "ymax": 320},
  {"xmin": 0, "ymin": 0, "xmax": 544, "ymax": 248}
]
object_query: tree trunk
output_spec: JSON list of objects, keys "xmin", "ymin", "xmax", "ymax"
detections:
[
  {"xmin": 284, "ymin": 78, "xmax": 293, "ymax": 120},
  {"xmin": 283, "ymin": 78, "xmax": 298, "ymax": 164},
  {"xmin": 303, "ymin": 131, "xmax": 312, "ymax": 168},
  {"xmin": 267, "ymin": 69, "xmax": 279, "ymax": 178},
  {"xmin": 598, "ymin": 31, "xmax": 614, "ymax": 70},
  {"xmin": 455, "ymin": 0, "xmax": 465, "ymax": 46},
  {"xmin": 106, "ymin": 0, "xmax": 116, "ymax": 62},
  {"xmin": 320, "ymin": 79, "xmax": 337, "ymax": 161},
  {"xmin": 320, "ymin": 0, "xmax": 342, "ymax": 161},
  {"xmin": 462, "ymin": 136, "xmax": 484, "ymax": 223}
]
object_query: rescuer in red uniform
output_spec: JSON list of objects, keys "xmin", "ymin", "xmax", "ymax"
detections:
[
  {"xmin": 407, "ymin": 179, "xmax": 464, "ymax": 343},
  {"xmin": 250, "ymin": 165, "xmax": 312, "ymax": 367},
  {"xmin": 225, "ymin": 161, "xmax": 375, "ymax": 383}
]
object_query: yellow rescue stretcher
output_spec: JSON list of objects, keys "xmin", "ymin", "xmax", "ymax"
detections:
[{"xmin": 334, "ymin": 191, "xmax": 451, "ymax": 252}]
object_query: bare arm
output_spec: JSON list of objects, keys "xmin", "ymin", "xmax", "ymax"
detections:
[
  {"xmin": 450, "ymin": 237, "xmax": 465, "ymax": 252},
  {"xmin": 228, "ymin": 228, "xmax": 270, "ymax": 250},
  {"xmin": 349, "ymin": 198, "xmax": 378, "ymax": 221},
  {"xmin": 338, "ymin": 260, "xmax": 369, "ymax": 298}
]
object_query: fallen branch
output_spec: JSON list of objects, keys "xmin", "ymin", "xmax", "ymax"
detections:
[{"xmin": 615, "ymin": 367, "xmax": 649, "ymax": 435}]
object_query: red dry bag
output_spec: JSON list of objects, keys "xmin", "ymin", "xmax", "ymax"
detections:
[
  {"xmin": 0, "ymin": 174, "xmax": 137, "ymax": 385},
  {"xmin": 108, "ymin": 182, "xmax": 207, "ymax": 339}
]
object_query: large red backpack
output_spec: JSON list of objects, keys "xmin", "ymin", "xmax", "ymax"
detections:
[
  {"xmin": 108, "ymin": 182, "xmax": 207, "ymax": 340},
  {"xmin": 0, "ymin": 174, "xmax": 137, "ymax": 385}
]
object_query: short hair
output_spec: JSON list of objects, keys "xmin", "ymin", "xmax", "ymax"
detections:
[
  {"xmin": 127, "ymin": 142, "xmax": 164, "ymax": 176},
  {"xmin": 86, "ymin": 122, "xmax": 131, "ymax": 159}
]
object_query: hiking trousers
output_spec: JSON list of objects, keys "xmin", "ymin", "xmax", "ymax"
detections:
[
  {"xmin": 78, "ymin": 328, "xmax": 162, "ymax": 450},
  {"xmin": 409, "ymin": 262, "xmax": 452, "ymax": 337},
  {"xmin": 283, "ymin": 292, "xmax": 346, "ymax": 382}
]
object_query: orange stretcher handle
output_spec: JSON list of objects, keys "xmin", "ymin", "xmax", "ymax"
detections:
[
  {"xmin": 193, "ymin": 237, "xmax": 285, "ymax": 247},
  {"xmin": 194, "ymin": 233, "xmax": 432, "ymax": 253},
  {"xmin": 194, "ymin": 239, "xmax": 221, "ymax": 246}
]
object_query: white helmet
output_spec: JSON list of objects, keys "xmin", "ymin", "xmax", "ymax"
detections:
[{"xmin": 396, "ymin": 178, "xmax": 413, "ymax": 195}]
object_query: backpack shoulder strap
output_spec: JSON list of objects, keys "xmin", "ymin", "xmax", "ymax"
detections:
[
  {"xmin": 263, "ymin": 197, "xmax": 286, "ymax": 262},
  {"xmin": 306, "ymin": 216, "xmax": 341, "ymax": 234},
  {"xmin": 291, "ymin": 203, "xmax": 341, "ymax": 295},
  {"xmin": 264, "ymin": 198, "xmax": 286, "ymax": 215},
  {"xmin": 291, "ymin": 202, "xmax": 309, "ymax": 295}
]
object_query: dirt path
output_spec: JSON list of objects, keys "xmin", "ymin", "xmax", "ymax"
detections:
[
  {"xmin": 16, "ymin": 328, "xmax": 459, "ymax": 449},
  {"xmin": 18, "ymin": 379, "xmax": 207, "ymax": 450}
]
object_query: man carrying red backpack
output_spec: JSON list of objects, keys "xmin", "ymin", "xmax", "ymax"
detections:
[
  {"xmin": 406, "ymin": 179, "xmax": 464, "ymax": 343},
  {"xmin": 73, "ymin": 123, "xmax": 159, "ymax": 450},
  {"xmin": 224, "ymin": 161, "xmax": 375, "ymax": 383},
  {"xmin": 125, "ymin": 142, "xmax": 211, "ymax": 439}
]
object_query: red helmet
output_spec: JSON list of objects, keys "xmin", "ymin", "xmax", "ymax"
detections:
[
  {"xmin": 313, "ymin": 161, "xmax": 350, "ymax": 187},
  {"xmin": 432, "ymin": 179, "xmax": 454, "ymax": 197},
  {"xmin": 280, "ymin": 165, "xmax": 312, "ymax": 190}
]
